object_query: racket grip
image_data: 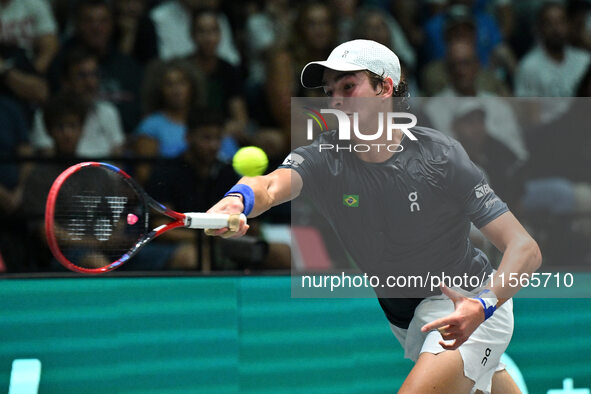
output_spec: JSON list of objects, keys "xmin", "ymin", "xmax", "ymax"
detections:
[{"xmin": 184, "ymin": 213, "xmax": 247, "ymax": 231}]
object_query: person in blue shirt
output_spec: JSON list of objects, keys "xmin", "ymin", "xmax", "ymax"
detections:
[
  {"xmin": 423, "ymin": 1, "xmax": 502, "ymax": 66},
  {"xmin": 135, "ymin": 59, "xmax": 204, "ymax": 158}
]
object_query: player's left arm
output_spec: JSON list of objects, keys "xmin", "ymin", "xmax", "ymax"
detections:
[
  {"xmin": 479, "ymin": 211, "xmax": 542, "ymax": 304},
  {"xmin": 421, "ymin": 141, "xmax": 542, "ymax": 349},
  {"xmin": 422, "ymin": 213, "xmax": 541, "ymax": 349}
]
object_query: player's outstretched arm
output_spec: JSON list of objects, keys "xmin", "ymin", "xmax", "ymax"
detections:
[{"xmin": 205, "ymin": 168, "xmax": 302, "ymax": 238}]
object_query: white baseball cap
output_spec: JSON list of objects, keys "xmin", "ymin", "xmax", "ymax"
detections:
[{"xmin": 300, "ymin": 39, "xmax": 401, "ymax": 89}]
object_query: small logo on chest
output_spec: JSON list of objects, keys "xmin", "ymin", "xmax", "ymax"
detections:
[
  {"xmin": 408, "ymin": 191, "xmax": 420, "ymax": 212},
  {"xmin": 343, "ymin": 194, "xmax": 359, "ymax": 207}
]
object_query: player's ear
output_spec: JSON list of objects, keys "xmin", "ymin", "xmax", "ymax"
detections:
[{"xmin": 379, "ymin": 77, "xmax": 394, "ymax": 98}]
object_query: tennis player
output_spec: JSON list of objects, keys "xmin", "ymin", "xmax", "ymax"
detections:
[{"xmin": 206, "ymin": 39, "xmax": 541, "ymax": 394}]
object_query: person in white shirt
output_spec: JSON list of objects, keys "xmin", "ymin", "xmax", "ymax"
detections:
[
  {"xmin": 30, "ymin": 47, "xmax": 124, "ymax": 157},
  {"xmin": 0, "ymin": 0, "xmax": 59, "ymax": 73},
  {"xmin": 515, "ymin": 1, "xmax": 590, "ymax": 122},
  {"xmin": 425, "ymin": 38, "xmax": 528, "ymax": 162},
  {"xmin": 150, "ymin": 0, "xmax": 240, "ymax": 66}
]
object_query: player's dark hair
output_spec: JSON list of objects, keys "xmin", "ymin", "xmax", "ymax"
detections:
[
  {"xmin": 363, "ymin": 70, "xmax": 410, "ymax": 110},
  {"xmin": 186, "ymin": 107, "xmax": 224, "ymax": 131},
  {"xmin": 43, "ymin": 94, "xmax": 88, "ymax": 132}
]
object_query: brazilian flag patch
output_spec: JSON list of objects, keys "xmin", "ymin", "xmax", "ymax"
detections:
[{"xmin": 343, "ymin": 194, "xmax": 359, "ymax": 207}]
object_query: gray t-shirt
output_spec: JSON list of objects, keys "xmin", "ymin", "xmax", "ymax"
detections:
[{"xmin": 280, "ymin": 127, "xmax": 508, "ymax": 328}]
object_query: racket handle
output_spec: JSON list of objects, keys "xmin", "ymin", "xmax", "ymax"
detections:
[{"xmin": 184, "ymin": 212, "xmax": 246, "ymax": 231}]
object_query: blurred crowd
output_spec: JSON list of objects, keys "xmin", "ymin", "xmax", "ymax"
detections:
[{"xmin": 1, "ymin": 0, "xmax": 591, "ymax": 273}]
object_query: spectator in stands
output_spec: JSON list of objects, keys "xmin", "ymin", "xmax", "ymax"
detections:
[
  {"xmin": 142, "ymin": 108, "xmax": 239, "ymax": 270},
  {"xmin": 246, "ymin": 48, "xmax": 292, "ymax": 163},
  {"xmin": 0, "ymin": 44, "xmax": 49, "ymax": 115},
  {"xmin": 249, "ymin": 1, "xmax": 336, "ymax": 122},
  {"xmin": 451, "ymin": 102, "xmax": 525, "ymax": 209},
  {"xmin": 328, "ymin": 0, "xmax": 358, "ymax": 43},
  {"xmin": 424, "ymin": 38, "xmax": 528, "ymax": 161},
  {"xmin": 0, "ymin": 0, "xmax": 58, "ymax": 118},
  {"xmin": 488, "ymin": 0, "xmax": 519, "ymax": 88},
  {"xmin": 524, "ymin": 65, "xmax": 591, "ymax": 184},
  {"xmin": 421, "ymin": 5, "xmax": 510, "ymax": 96},
  {"xmin": 566, "ymin": 0, "xmax": 591, "ymax": 52},
  {"xmin": 134, "ymin": 59, "xmax": 204, "ymax": 184},
  {"xmin": 290, "ymin": 1, "xmax": 336, "ymax": 95},
  {"xmin": 150, "ymin": 0, "xmax": 240, "ymax": 66},
  {"xmin": 245, "ymin": 0, "xmax": 293, "ymax": 87},
  {"xmin": 351, "ymin": 7, "xmax": 417, "ymax": 76},
  {"xmin": 423, "ymin": 1, "xmax": 503, "ymax": 65},
  {"xmin": 20, "ymin": 94, "xmax": 88, "ymax": 271},
  {"xmin": 452, "ymin": 102, "xmax": 591, "ymax": 220},
  {"xmin": 31, "ymin": 47, "xmax": 125, "ymax": 157},
  {"xmin": 425, "ymin": 0, "xmax": 448, "ymax": 18},
  {"xmin": 515, "ymin": 2, "xmax": 590, "ymax": 100},
  {"xmin": 514, "ymin": 1, "xmax": 591, "ymax": 126},
  {"xmin": 135, "ymin": 59, "xmax": 204, "ymax": 158},
  {"xmin": 247, "ymin": 3, "xmax": 339, "ymax": 159},
  {"xmin": 390, "ymin": 0, "xmax": 424, "ymax": 55},
  {"xmin": 0, "ymin": 95, "xmax": 31, "ymax": 216},
  {"xmin": 188, "ymin": 10, "xmax": 248, "ymax": 160},
  {"xmin": 112, "ymin": 0, "xmax": 158, "ymax": 65},
  {"xmin": 0, "ymin": 94, "xmax": 33, "ymax": 272},
  {"xmin": 49, "ymin": 0, "xmax": 142, "ymax": 133},
  {"xmin": 0, "ymin": 0, "xmax": 59, "ymax": 74}
]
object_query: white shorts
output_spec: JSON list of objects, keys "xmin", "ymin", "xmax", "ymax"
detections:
[{"xmin": 389, "ymin": 294, "xmax": 514, "ymax": 394}]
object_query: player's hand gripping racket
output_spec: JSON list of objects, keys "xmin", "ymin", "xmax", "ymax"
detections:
[{"xmin": 45, "ymin": 162, "xmax": 246, "ymax": 274}]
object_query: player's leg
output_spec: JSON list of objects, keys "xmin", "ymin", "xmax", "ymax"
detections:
[
  {"xmin": 398, "ymin": 350, "xmax": 474, "ymax": 394},
  {"xmin": 490, "ymin": 369, "xmax": 521, "ymax": 394},
  {"xmin": 395, "ymin": 296, "xmax": 514, "ymax": 394}
]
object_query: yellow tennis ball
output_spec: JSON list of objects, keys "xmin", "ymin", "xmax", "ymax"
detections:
[{"xmin": 232, "ymin": 146, "xmax": 268, "ymax": 177}]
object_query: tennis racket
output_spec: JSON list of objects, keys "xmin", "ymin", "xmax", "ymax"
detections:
[{"xmin": 45, "ymin": 162, "xmax": 246, "ymax": 274}]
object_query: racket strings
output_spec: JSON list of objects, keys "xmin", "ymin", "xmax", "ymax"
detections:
[{"xmin": 51, "ymin": 167, "xmax": 147, "ymax": 269}]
